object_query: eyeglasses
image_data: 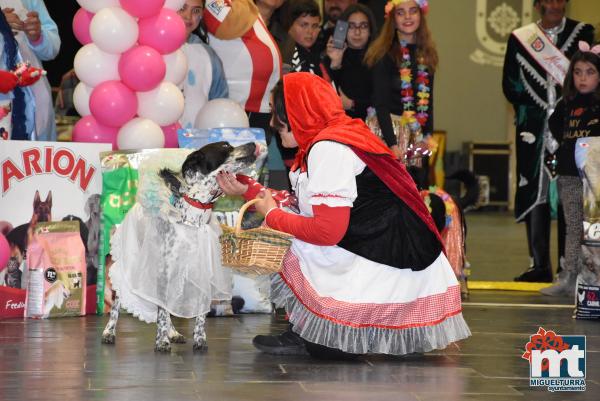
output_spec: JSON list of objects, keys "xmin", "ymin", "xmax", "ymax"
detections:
[{"xmin": 348, "ymin": 22, "xmax": 369, "ymax": 31}]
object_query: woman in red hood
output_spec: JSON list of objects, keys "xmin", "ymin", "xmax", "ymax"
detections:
[{"xmin": 218, "ymin": 72, "xmax": 470, "ymax": 358}]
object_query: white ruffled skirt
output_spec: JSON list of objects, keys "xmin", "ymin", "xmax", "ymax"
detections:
[
  {"xmin": 272, "ymin": 240, "xmax": 471, "ymax": 355},
  {"xmin": 110, "ymin": 204, "xmax": 232, "ymax": 323}
]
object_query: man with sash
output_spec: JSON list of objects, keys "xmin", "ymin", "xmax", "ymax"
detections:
[{"xmin": 502, "ymin": 0, "xmax": 594, "ymax": 283}]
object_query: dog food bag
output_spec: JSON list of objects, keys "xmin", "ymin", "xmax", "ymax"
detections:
[
  {"xmin": 574, "ymin": 137, "xmax": 600, "ymax": 319},
  {"xmin": 0, "ymin": 140, "xmax": 109, "ymax": 319},
  {"xmin": 25, "ymin": 221, "xmax": 86, "ymax": 318}
]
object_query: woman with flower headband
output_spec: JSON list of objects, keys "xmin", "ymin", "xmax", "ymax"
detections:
[{"xmin": 364, "ymin": 0, "xmax": 437, "ymax": 186}]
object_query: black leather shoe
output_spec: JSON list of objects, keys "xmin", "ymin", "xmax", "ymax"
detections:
[
  {"xmin": 514, "ymin": 267, "xmax": 553, "ymax": 283},
  {"xmin": 252, "ymin": 330, "xmax": 308, "ymax": 355}
]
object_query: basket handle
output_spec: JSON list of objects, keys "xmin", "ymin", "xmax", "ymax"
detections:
[{"xmin": 234, "ymin": 198, "xmax": 262, "ymax": 235}]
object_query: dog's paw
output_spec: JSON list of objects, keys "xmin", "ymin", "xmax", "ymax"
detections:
[
  {"xmin": 193, "ymin": 340, "xmax": 208, "ymax": 352},
  {"xmin": 154, "ymin": 340, "xmax": 172, "ymax": 353},
  {"xmin": 169, "ymin": 332, "xmax": 187, "ymax": 344},
  {"xmin": 101, "ymin": 332, "xmax": 115, "ymax": 344}
]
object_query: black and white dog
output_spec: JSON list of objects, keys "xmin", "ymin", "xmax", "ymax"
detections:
[{"xmin": 101, "ymin": 141, "xmax": 266, "ymax": 352}]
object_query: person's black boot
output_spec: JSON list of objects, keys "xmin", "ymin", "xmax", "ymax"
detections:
[
  {"xmin": 514, "ymin": 267, "xmax": 553, "ymax": 282},
  {"xmin": 252, "ymin": 329, "xmax": 308, "ymax": 355},
  {"xmin": 516, "ymin": 204, "xmax": 553, "ymax": 283}
]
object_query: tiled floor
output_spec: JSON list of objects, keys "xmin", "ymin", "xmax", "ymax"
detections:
[{"xmin": 0, "ymin": 212, "xmax": 597, "ymax": 401}]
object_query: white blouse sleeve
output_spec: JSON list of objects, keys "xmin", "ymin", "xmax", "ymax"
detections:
[{"xmin": 305, "ymin": 141, "xmax": 366, "ymax": 207}]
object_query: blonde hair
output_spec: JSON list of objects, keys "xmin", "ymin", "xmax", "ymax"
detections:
[{"xmin": 364, "ymin": 7, "xmax": 438, "ymax": 72}]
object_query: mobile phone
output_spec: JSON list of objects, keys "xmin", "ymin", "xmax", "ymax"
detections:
[{"xmin": 331, "ymin": 20, "xmax": 348, "ymax": 49}]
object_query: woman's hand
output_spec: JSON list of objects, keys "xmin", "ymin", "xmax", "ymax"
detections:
[
  {"xmin": 254, "ymin": 190, "xmax": 278, "ymax": 216},
  {"xmin": 326, "ymin": 37, "xmax": 345, "ymax": 70},
  {"xmin": 339, "ymin": 88, "xmax": 354, "ymax": 110},
  {"xmin": 2, "ymin": 8, "xmax": 24, "ymax": 33},
  {"xmin": 216, "ymin": 171, "xmax": 248, "ymax": 196}
]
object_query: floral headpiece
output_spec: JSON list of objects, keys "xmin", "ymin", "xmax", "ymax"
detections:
[
  {"xmin": 384, "ymin": 0, "xmax": 429, "ymax": 17},
  {"xmin": 578, "ymin": 41, "xmax": 600, "ymax": 56}
]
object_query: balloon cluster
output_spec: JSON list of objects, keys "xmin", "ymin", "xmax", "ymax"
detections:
[{"xmin": 72, "ymin": 0, "xmax": 188, "ymax": 149}]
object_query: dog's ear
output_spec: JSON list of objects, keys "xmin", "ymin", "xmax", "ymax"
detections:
[
  {"xmin": 34, "ymin": 190, "xmax": 40, "ymax": 207},
  {"xmin": 45, "ymin": 191, "xmax": 52, "ymax": 208},
  {"xmin": 159, "ymin": 169, "xmax": 183, "ymax": 197}
]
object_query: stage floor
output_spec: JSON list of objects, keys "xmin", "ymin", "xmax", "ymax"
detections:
[{"xmin": 0, "ymin": 290, "xmax": 598, "ymax": 401}]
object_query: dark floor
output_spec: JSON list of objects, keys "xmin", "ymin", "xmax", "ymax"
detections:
[
  {"xmin": 1, "ymin": 212, "xmax": 597, "ymax": 401},
  {"xmin": 465, "ymin": 211, "xmax": 561, "ymax": 282}
]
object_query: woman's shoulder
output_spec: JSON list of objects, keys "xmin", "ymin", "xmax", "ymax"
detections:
[{"xmin": 308, "ymin": 141, "xmax": 364, "ymax": 170}]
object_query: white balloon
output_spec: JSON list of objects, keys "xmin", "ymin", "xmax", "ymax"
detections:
[
  {"xmin": 73, "ymin": 82, "xmax": 94, "ymax": 116},
  {"xmin": 163, "ymin": 49, "xmax": 188, "ymax": 85},
  {"xmin": 90, "ymin": 7, "xmax": 138, "ymax": 54},
  {"xmin": 163, "ymin": 0, "xmax": 186, "ymax": 10},
  {"xmin": 74, "ymin": 44, "xmax": 120, "ymax": 87},
  {"xmin": 194, "ymin": 99, "xmax": 249, "ymax": 129},
  {"xmin": 137, "ymin": 82, "xmax": 185, "ymax": 126},
  {"xmin": 77, "ymin": 0, "xmax": 120, "ymax": 13},
  {"xmin": 117, "ymin": 118, "xmax": 165, "ymax": 149}
]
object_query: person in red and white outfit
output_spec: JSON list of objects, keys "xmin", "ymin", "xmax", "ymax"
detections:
[
  {"xmin": 203, "ymin": 0, "xmax": 281, "ymax": 126},
  {"xmin": 218, "ymin": 72, "xmax": 470, "ymax": 358}
]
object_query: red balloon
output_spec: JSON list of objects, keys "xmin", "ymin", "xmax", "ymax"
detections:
[
  {"xmin": 119, "ymin": 45, "xmax": 166, "ymax": 92},
  {"xmin": 120, "ymin": 0, "xmax": 165, "ymax": 19},
  {"xmin": 0, "ymin": 233, "xmax": 11, "ymax": 272},
  {"xmin": 89, "ymin": 80, "xmax": 138, "ymax": 128},
  {"xmin": 73, "ymin": 8, "xmax": 94, "ymax": 45},
  {"xmin": 162, "ymin": 122, "xmax": 181, "ymax": 148},
  {"xmin": 138, "ymin": 8, "xmax": 186, "ymax": 54},
  {"xmin": 73, "ymin": 115, "xmax": 119, "ymax": 149}
]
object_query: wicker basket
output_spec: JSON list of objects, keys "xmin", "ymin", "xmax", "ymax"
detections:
[{"xmin": 220, "ymin": 199, "xmax": 294, "ymax": 275}]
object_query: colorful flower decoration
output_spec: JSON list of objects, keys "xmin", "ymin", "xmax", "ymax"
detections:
[
  {"xmin": 385, "ymin": 0, "xmax": 429, "ymax": 17},
  {"xmin": 398, "ymin": 40, "xmax": 430, "ymax": 137}
]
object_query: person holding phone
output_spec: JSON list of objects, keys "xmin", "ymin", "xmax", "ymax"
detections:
[
  {"xmin": 364, "ymin": 0, "xmax": 437, "ymax": 182},
  {"xmin": 325, "ymin": 4, "xmax": 377, "ymax": 120}
]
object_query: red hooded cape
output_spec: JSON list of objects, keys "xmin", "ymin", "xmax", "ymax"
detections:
[{"xmin": 283, "ymin": 72, "xmax": 442, "ymax": 245}]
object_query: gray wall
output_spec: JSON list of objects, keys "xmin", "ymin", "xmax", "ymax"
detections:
[{"xmin": 427, "ymin": 0, "xmax": 599, "ymax": 152}]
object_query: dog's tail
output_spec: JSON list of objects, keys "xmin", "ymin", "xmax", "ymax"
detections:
[
  {"xmin": 158, "ymin": 169, "xmax": 182, "ymax": 197},
  {"xmin": 446, "ymin": 170, "xmax": 479, "ymax": 210}
]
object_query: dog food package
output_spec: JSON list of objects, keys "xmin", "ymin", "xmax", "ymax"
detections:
[
  {"xmin": 575, "ymin": 282, "xmax": 600, "ymax": 320},
  {"xmin": 0, "ymin": 140, "xmax": 110, "ymax": 319},
  {"xmin": 25, "ymin": 221, "xmax": 86, "ymax": 318},
  {"xmin": 574, "ymin": 137, "xmax": 600, "ymax": 319},
  {"xmin": 98, "ymin": 149, "xmax": 192, "ymax": 314}
]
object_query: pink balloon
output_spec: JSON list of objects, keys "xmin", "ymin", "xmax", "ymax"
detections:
[
  {"xmin": 119, "ymin": 45, "xmax": 166, "ymax": 92},
  {"xmin": 138, "ymin": 8, "xmax": 186, "ymax": 54},
  {"xmin": 73, "ymin": 115, "xmax": 119, "ymax": 149},
  {"xmin": 73, "ymin": 8, "xmax": 94, "ymax": 45},
  {"xmin": 120, "ymin": 0, "xmax": 165, "ymax": 19},
  {"xmin": 89, "ymin": 81, "xmax": 138, "ymax": 128},
  {"xmin": 0, "ymin": 233, "xmax": 9, "ymax": 272},
  {"xmin": 162, "ymin": 122, "xmax": 181, "ymax": 148}
]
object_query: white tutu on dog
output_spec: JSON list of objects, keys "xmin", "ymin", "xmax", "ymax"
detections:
[{"xmin": 110, "ymin": 203, "xmax": 232, "ymax": 323}]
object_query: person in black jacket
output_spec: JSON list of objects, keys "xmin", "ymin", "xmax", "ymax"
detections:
[
  {"xmin": 502, "ymin": 0, "xmax": 594, "ymax": 283},
  {"xmin": 325, "ymin": 4, "xmax": 376, "ymax": 120}
]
